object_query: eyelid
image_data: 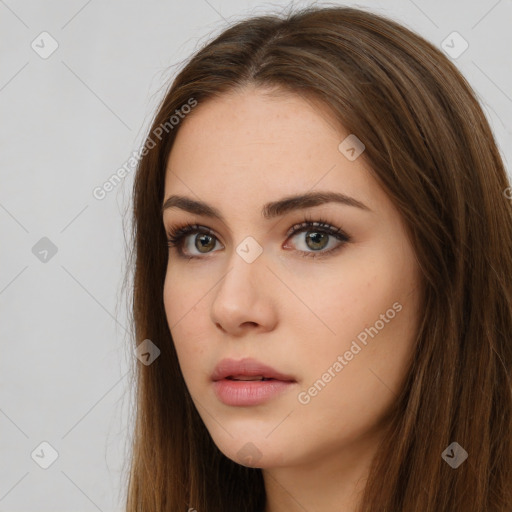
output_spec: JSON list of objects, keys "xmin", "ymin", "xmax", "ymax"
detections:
[{"xmin": 285, "ymin": 219, "xmax": 344, "ymax": 238}]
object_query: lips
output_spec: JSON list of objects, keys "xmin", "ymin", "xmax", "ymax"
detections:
[
  {"xmin": 211, "ymin": 358, "xmax": 296, "ymax": 382},
  {"xmin": 211, "ymin": 358, "xmax": 297, "ymax": 406}
]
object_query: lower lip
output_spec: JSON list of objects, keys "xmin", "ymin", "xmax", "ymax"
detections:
[{"xmin": 212, "ymin": 379, "xmax": 295, "ymax": 406}]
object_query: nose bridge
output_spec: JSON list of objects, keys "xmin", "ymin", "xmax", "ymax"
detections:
[
  {"xmin": 210, "ymin": 235, "xmax": 274, "ymax": 332},
  {"xmin": 234, "ymin": 233, "xmax": 265, "ymax": 265},
  {"xmin": 218, "ymin": 235, "xmax": 266, "ymax": 297}
]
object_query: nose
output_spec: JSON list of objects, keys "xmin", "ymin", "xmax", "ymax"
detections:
[{"xmin": 210, "ymin": 247, "xmax": 278, "ymax": 336}]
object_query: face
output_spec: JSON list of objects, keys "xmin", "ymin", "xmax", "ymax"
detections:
[{"xmin": 162, "ymin": 85, "xmax": 421, "ymax": 470}]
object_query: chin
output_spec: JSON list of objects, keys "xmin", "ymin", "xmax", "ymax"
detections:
[{"xmin": 212, "ymin": 433, "xmax": 291, "ymax": 469}]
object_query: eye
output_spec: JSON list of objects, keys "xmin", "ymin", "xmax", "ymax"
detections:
[
  {"xmin": 165, "ymin": 217, "xmax": 351, "ymax": 260},
  {"xmin": 283, "ymin": 218, "xmax": 350, "ymax": 259},
  {"xmin": 166, "ymin": 223, "xmax": 222, "ymax": 259}
]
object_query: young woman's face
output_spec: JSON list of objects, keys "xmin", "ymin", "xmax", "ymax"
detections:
[{"xmin": 162, "ymin": 86, "xmax": 422, "ymax": 469}]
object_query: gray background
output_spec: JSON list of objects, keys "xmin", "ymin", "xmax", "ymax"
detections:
[{"xmin": 1, "ymin": 0, "xmax": 511, "ymax": 510}]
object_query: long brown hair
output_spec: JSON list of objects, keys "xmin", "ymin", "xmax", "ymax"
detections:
[{"xmin": 123, "ymin": 4, "xmax": 512, "ymax": 511}]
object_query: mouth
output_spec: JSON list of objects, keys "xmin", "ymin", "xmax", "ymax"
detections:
[
  {"xmin": 211, "ymin": 357, "xmax": 297, "ymax": 383},
  {"xmin": 211, "ymin": 358, "xmax": 297, "ymax": 406}
]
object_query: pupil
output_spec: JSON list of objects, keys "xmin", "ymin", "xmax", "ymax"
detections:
[
  {"xmin": 306, "ymin": 231, "xmax": 328, "ymax": 250},
  {"xmin": 196, "ymin": 234, "xmax": 215, "ymax": 253}
]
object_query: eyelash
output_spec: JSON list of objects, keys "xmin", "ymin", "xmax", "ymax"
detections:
[{"xmin": 165, "ymin": 215, "xmax": 351, "ymax": 261}]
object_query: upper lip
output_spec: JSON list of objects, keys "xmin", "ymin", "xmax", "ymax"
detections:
[{"xmin": 211, "ymin": 357, "xmax": 296, "ymax": 382}]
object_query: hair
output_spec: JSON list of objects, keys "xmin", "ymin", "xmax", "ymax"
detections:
[{"xmin": 123, "ymin": 4, "xmax": 512, "ymax": 511}]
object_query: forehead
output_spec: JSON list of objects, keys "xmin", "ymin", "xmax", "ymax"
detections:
[
  {"xmin": 164, "ymin": 87, "xmax": 382, "ymax": 217},
  {"xmin": 168, "ymin": 86, "xmax": 344, "ymax": 165}
]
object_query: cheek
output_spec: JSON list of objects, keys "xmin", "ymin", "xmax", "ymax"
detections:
[
  {"xmin": 163, "ymin": 268, "xmax": 209, "ymax": 377},
  {"xmin": 292, "ymin": 248, "xmax": 419, "ymax": 388},
  {"xmin": 163, "ymin": 261, "xmax": 209, "ymax": 328},
  {"xmin": 293, "ymin": 294, "xmax": 417, "ymax": 441},
  {"xmin": 283, "ymin": 256, "xmax": 389, "ymax": 344}
]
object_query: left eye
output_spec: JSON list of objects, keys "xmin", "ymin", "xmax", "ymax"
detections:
[{"xmin": 283, "ymin": 221, "xmax": 350, "ymax": 258}]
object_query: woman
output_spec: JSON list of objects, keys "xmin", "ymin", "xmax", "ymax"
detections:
[{"xmin": 124, "ymin": 5, "xmax": 512, "ymax": 511}]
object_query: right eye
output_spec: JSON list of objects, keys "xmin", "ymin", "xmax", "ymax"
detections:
[{"xmin": 166, "ymin": 223, "xmax": 223, "ymax": 259}]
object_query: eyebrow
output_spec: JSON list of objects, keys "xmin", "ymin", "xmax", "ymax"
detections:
[{"xmin": 161, "ymin": 191, "xmax": 371, "ymax": 222}]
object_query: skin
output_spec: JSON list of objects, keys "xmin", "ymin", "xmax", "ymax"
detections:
[{"xmin": 162, "ymin": 85, "xmax": 422, "ymax": 512}]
